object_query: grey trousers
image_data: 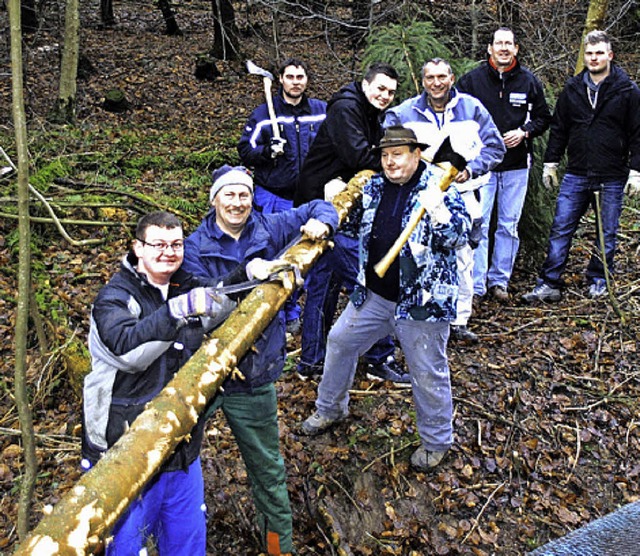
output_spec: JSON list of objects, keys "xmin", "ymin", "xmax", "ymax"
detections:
[{"xmin": 316, "ymin": 290, "xmax": 454, "ymax": 452}]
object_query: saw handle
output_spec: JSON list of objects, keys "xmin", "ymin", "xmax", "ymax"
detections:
[{"xmin": 373, "ymin": 165, "xmax": 460, "ymax": 278}]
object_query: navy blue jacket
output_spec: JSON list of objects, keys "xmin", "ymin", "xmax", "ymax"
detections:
[
  {"xmin": 456, "ymin": 59, "xmax": 551, "ymax": 171},
  {"xmin": 182, "ymin": 200, "xmax": 339, "ymax": 394},
  {"xmin": 83, "ymin": 255, "xmax": 214, "ymax": 470},
  {"xmin": 295, "ymin": 81, "xmax": 385, "ymax": 206},
  {"xmin": 238, "ymin": 92, "xmax": 327, "ymax": 200},
  {"xmin": 544, "ymin": 64, "xmax": 640, "ymax": 179}
]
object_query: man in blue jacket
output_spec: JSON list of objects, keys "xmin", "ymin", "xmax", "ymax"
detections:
[
  {"xmin": 385, "ymin": 58, "xmax": 505, "ymax": 343},
  {"xmin": 457, "ymin": 28, "xmax": 551, "ymax": 302},
  {"xmin": 238, "ymin": 58, "xmax": 327, "ymax": 330},
  {"xmin": 300, "ymin": 126, "xmax": 471, "ymax": 472},
  {"xmin": 83, "ymin": 211, "xmax": 237, "ymax": 555},
  {"xmin": 522, "ymin": 30, "xmax": 640, "ymax": 303},
  {"xmin": 183, "ymin": 165, "xmax": 338, "ymax": 556}
]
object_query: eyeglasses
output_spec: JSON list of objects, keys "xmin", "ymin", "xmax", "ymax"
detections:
[{"xmin": 137, "ymin": 238, "xmax": 185, "ymax": 252}]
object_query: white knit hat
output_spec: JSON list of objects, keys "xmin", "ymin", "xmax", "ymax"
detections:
[{"xmin": 209, "ymin": 165, "xmax": 254, "ymax": 202}]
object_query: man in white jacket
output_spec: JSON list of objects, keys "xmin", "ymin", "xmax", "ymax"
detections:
[{"xmin": 385, "ymin": 58, "xmax": 505, "ymax": 342}]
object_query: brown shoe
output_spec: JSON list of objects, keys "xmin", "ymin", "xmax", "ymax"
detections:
[{"xmin": 489, "ymin": 285, "xmax": 509, "ymax": 302}]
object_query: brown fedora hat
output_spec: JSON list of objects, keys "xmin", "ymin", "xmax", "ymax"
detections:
[{"xmin": 374, "ymin": 125, "xmax": 428, "ymax": 151}]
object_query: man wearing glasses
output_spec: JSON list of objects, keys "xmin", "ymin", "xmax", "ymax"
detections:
[{"xmin": 82, "ymin": 210, "xmax": 239, "ymax": 555}]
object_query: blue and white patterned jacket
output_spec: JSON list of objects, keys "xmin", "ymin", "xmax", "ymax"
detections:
[{"xmin": 351, "ymin": 165, "xmax": 471, "ymax": 321}]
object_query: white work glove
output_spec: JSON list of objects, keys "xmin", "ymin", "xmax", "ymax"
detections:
[
  {"xmin": 246, "ymin": 258, "xmax": 303, "ymax": 289},
  {"xmin": 168, "ymin": 288, "xmax": 236, "ymax": 324},
  {"xmin": 624, "ymin": 169, "xmax": 640, "ymax": 197},
  {"xmin": 324, "ymin": 178, "xmax": 347, "ymax": 202},
  {"xmin": 417, "ymin": 186, "xmax": 451, "ymax": 226},
  {"xmin": 542, "ymin": 163, "xmax": 559, "ymax": 190},
  {"xmin": 246, "ymin": 258, "xmax": 291, "ymax": 281},
  {"xmin": 270, "ymin": 137, "xmax": 286, "ymax": 158},
  {"xmin": 301, "ymin": 218, "xmax": 331, "ymax": 241}
]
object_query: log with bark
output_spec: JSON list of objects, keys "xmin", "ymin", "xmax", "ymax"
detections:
[{"xmin": 13, "ymin": 170, "xmax": 374, "ymax": 555}]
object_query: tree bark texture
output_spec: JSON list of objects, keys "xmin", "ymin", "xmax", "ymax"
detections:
[
  {"xmin": 575, "ymin": 0, "xmax": 609, "ymax": 74},
  {"xmin": 53, "ymin": 0, "xmax": 80, "ymax": 123},
  {"xmin": 211, "ymin": 0, "xmax": 239, "ymax": 60},
  {"xmin": 8, "ymin": 0, "xmax": 38, "ymax": 541},
  {"xmin": 13, "ymin": 170, "xmax": 374, "ymax": 555}
]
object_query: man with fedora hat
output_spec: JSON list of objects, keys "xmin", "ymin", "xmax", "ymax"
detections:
[{"xmin": 300, "ymin": 125, "xmax": 471, "ymax": 472}]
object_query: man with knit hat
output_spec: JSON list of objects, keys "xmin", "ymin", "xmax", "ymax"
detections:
[{"xmin": 183, "ymin": 164, "xmax": 338, "ymax": 556}]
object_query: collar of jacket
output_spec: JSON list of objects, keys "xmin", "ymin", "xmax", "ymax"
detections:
[{"xmin": 487, "ymin": 57, "xmax": 520, "ymax": 80}]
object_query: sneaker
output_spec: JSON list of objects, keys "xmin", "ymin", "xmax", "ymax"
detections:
[
  {"xmin": 296, "ymin": 362, "xmax": 323, "ymax": 381},
  {"xmin": 450, "ymin": 325, "xmax": 478, "ymax": 344},
  {"xmin": 489, "ymin": 285, "xmax": 509, "ymax": 303},
  {"xmin": 410, "ymin": 446, "xmax": 447, "ymax": 471},
  {"xmin": 286, "ymin": 318, "xmax": 301, "ymax": 336},
  {"xmin": 588, "ymin": 279, "xmax": 607, "ymax": 299},
  {"xmin": 521, "ymin": 282, "xmax": 562, "ymax": 304},
  {"xmin": 300, "ymin": 411, "xmax": 345, "ymax": 436},
  {"xmin": 366, "ymin": 356, "xmax": 411, "ymax": 385}
]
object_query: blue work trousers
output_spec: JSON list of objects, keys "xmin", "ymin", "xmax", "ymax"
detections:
[
  {"xmin": 538, "ymin": 173, "xmax": 625, "ymax": 288},
  {"xmin": 106, "ymin": 457, "xmax": 206, "ymax": 556},
  {"xmin": 315, "ymin": 290, "xmax": 453, "ymax": 453}
]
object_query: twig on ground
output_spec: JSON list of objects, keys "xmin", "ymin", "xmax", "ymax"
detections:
[{"xmin": 461, "ymin": 481, "xmax": 506, "ymax": 544}]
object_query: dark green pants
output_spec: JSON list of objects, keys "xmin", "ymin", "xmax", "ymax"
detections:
[{"xmin": 208, "ymin": 383, "xmax": 293, "ymax": 554}]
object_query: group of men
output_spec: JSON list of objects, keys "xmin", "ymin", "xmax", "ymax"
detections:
[{"xmin": 82, "ymin": 28, "xmax": 640, "ymax": 555}]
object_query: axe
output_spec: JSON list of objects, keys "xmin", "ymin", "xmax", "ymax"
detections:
[
  {"xmin": 246, "ymin": 60, "xmax": 281, "ymax": 141},
  {"xmin": 373, "ymin": 136, "xmax": 466, "ymax": 278}
]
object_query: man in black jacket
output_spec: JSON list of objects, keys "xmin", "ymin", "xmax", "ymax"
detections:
[
  {"xmin": 522, "ymin": 30, "xmax": 640, "ymax": 303},
  {"xmin": 457, "ymin": 27, "xmax": 551, "ymax": 303},
  {"xmin": 293, "ymin": 62, "xmax": 409, "ymax": 384}
]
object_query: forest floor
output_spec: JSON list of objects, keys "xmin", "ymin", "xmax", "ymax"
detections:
[{"xmin": 1, "ymin": 1, "xmax": 640, "ymax": 555}]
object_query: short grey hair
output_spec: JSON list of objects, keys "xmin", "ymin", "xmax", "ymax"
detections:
[
  {"xmin": 584, "ymin": 30, "xmax": 612, "ymax": 50},
  {"xmin": 422, "ymin": 58, "xmax": 453, "ymax": 77}
]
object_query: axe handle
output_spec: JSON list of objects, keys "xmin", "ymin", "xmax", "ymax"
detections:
[
  {"xmin": 373, "ymin": 165, "xmax": 460, "ymax": 278},
  {"xmin": 263, "ymin": 78, "xmax": 281, "ymax": 141}
]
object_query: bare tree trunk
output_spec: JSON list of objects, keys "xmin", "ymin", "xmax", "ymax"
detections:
[
  {"xmin": 20, "ymin": 0, "xmax": 37, "ymax": 32},
  {"xmin": 8, "ymin": 0, "xmax": 37, "ymax": 542},
  {"xmin": 211, "ymin": 0, "xmax": 240, "ymax": 60},
  {"xmin": 99, "ymin": 0, "xmax": 114, "ymax": 26},
  {"xmin": 12, "ymin": 170, "xmax": 374, "ymax": 555},
  {"xmin": 157, "ymin": 0, "xmax": 182, "ymax": 36},
  {"xmin": 575, "ymin": 0, "xmax": 609, "ymax": 74},
  {"xmin": 51, "ymin": 0, "xmax": 80, "ymax": 123}
]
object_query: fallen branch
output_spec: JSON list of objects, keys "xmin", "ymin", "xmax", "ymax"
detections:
[{"xmin": 461, "ymin": 481, "xmax": 506, "ymax": 545}]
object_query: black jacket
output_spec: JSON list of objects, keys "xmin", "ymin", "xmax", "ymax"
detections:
[
  {"xmin": 294, "ymin": 81, "xmax": 384, "ymax": 206},
  {"xmin": 456, "ymin": 59, "xmax": 551, "ymax": 171},
  {"xmin": 544, "ymin": 64, "xmax": 640, "ymax": 180}
]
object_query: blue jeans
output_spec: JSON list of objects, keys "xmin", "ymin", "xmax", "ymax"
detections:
[
  {"xmin": 254, "ymin": 185, "xmax": 300, "ymax": 322},
  {"xmin": 299, "ymin": 233, "xmax": 395, "ymax": 369},
  {"xmin": 316, "ymin": 291, "xmax": 453, "ymax": 452},
  {"xmin": 539, "ymin": 173, "xmax": 625, "ymax": 288},
  {"xmin": 107, "ymin": 458, "xmax": 206, "ymax": 556},
  {"xmin": 473, "ymin": 168, "xmax": 529, "ymax": 295}
]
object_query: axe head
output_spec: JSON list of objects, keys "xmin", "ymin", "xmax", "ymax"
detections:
[
  {"xmin": 246, "ymin": 60, "xmax": 274, "ymax": 81},
  {"xmin": 431, "ymin": 136, "xmax": 467, "ymax": 172}
]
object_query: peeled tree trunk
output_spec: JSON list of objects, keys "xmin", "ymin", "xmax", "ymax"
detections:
[{"xmin": 13, "ymin": 170, "xmax": 374, "ymax": 555}]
